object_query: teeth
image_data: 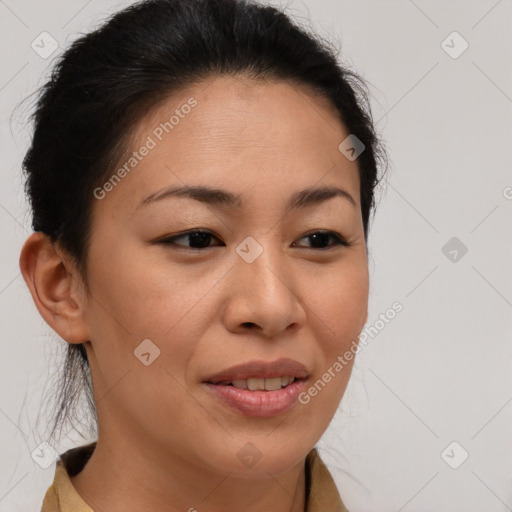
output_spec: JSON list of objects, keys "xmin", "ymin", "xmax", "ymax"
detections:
[
  {"xmin": 229, "ymin": 376, "xmax": 295, "ymax": 390},
  {"xmin": 285, "ymin": 376, "xmax": 294, "ymax": 386},
  {"xmin": 264, "ymin": 377, "xmax": 282, "ymax": 391},
  {"xmin": 247, "ymin": 377, "xmax": 265, "ymax": 391},
  {"xmin": 232, "ymin": 379, "xmax": 248, "ymax": 389}
]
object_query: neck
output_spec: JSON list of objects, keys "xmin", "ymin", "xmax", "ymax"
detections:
[{"xmin": 69, "ymin": 432, "xmax": 308, "ymax": 512}]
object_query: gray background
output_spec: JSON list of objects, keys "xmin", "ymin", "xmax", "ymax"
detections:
[{"xmin": 1, "ymin": 0, "xmax": 511, "ymax": 510}]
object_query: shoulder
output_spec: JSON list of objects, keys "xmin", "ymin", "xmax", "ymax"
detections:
[
  {"xmin": 40, "ymin": 442, "xmax": 97, "ymax": 512},
  {"xmin": 305, "ymin": 448, "xmax": 351, "ymax": 512}
]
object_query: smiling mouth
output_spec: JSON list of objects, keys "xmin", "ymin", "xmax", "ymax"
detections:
[
  {"xmin": 207, "ymin": 376, "xmax": 303, "ymax": 391},
  {"xmin": 203, "ymin": 376, "xmax": 308, "ymax": 417}
]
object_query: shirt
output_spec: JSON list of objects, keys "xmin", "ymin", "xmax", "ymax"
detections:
[{"xmin": 40, "ymin": 442, "xmax": 349, "ymax": 511}]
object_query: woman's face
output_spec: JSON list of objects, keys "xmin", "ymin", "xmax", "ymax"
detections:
[{"xmin": 79, "ymin": 75, "xmax": 369, "ymax": 475}]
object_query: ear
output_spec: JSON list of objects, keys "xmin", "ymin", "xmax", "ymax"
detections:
[{"xmin": 19, "ymin": 232, "xmax": 90, "ymax": 344}]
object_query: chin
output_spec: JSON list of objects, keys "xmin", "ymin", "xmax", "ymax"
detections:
[{"xmin": 203, "ymin": 437, "xmax": 312, "ymax": 478}]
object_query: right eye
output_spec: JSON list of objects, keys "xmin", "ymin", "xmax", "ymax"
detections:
[{"xmin": 156, "ymin": 229, "xmax": 224, "ymax": 250}]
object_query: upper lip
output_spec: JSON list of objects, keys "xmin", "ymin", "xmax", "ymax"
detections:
[{"xmin": 204, "ymin": 357, "xmax": 309, "ymax": 384}]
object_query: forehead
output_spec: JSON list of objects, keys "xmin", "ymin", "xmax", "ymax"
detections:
[
  {"xmin": 96, "ymin": 74, "xmax": 360, "ymax": 214},
  {"xmin": 138, "ymin": 74, "xmax": 348, "ymax": 149}
]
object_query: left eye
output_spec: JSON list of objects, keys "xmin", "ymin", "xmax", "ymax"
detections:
[
  {"xmin": 293, "ymin": 230, "xmax": 349, "ymax": 249},
  {"xmin": 157, "ymin": 229, "xmax": 349, "ymax": 250}
]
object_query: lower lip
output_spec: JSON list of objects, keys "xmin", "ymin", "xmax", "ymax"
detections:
[{"xmin": 203, "ymin": 379, "xmax": 307, "ymax": 417}]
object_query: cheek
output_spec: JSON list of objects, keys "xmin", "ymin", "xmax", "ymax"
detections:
[
  {"xmin": 87, "ymin": 246, "xmax": 209, "ymax": 335},
  {"xmin": 306, "ymin": 261, "xmax": 369, "ymax": 347},
  {"xmin": 299, "ymin": 267, "xmax": 367, "ymax": 430},
  {"xmin": 84, "ymin": 250, "xmax": 209, "ymax": 422},
  {"xmin": 85, "ymin": 247, "xmax": 228, "ymax": 396}
]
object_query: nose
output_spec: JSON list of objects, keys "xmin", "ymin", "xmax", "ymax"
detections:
[{"xmin": 222, "ymin": 242, "xmax": 307, "ymax": 338}]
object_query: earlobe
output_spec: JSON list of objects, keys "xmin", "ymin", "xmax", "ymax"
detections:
[{"xmin": 19, "ymin": 232, "xmax": 90, "ymax": 344}]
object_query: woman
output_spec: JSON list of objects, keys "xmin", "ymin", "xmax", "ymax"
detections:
[{"xmin": 19, "ymin": 0, "xmax": 387, "ymax": 510}]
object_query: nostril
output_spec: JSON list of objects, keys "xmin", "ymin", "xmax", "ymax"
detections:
[{"xmin": 242, "ymin": 322, "xmax": 256, "ymax": 328}]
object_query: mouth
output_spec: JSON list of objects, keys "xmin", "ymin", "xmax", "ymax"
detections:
[
  {"xmin": 206, "ymin": 376, "xmax": 302, "ymax": 391},
  {"xmin": 203, "ymin": 357, "xmax": 309, "ymax": 385},
  {"xmin": 202, "ymin": 358, "xmax": 309, "ymax": 417}
]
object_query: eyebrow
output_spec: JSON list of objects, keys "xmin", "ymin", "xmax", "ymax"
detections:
[{"xmin": 136, "ymin": 184, "xmax": 356, "ymax": 213}]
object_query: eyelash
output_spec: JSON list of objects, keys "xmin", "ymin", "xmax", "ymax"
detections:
[{"xmin": 156, "ymin": 229, "xmax": 350, "ymax": 251}]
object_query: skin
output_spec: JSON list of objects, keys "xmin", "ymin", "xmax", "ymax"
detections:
[{"xmin": 20, "ymin": 75, "xmax": 369, "ymax": 512}]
